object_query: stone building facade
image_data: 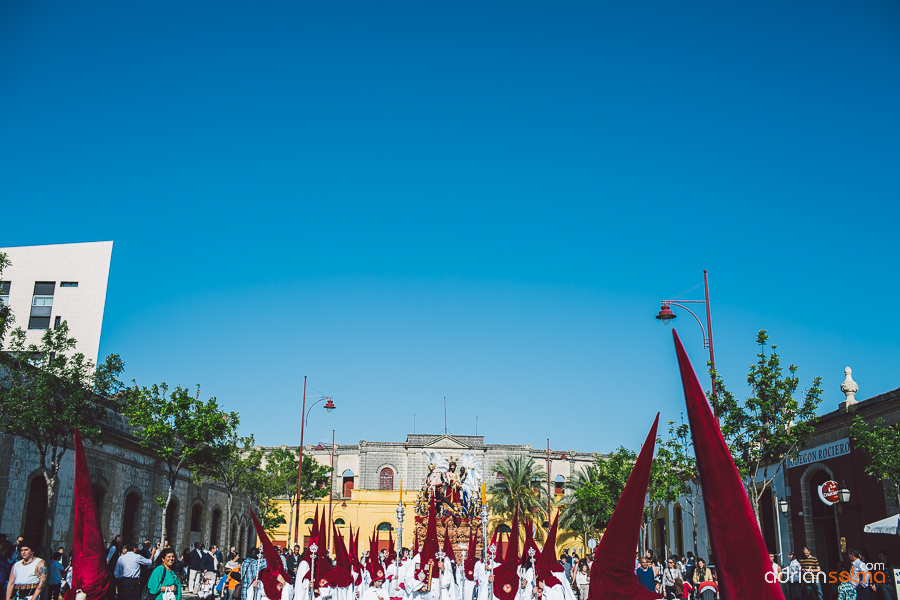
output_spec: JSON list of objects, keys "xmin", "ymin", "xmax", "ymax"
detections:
[
  {"xmin": 299, "ymin": 433, "xmax": 600, "ymax": 502},
  {"xmin": 0, "ymin": 413, "xmax": 254, "ymax": 556},
  {"xmin": 269, "ymin": 433, "xmax": 603, "ymax": 551}
]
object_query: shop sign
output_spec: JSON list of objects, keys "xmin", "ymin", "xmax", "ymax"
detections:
[
  {"xmin": 786, "ymin": 437, "xmax": 851, "ymax": 469},
  {"xmin": 818, "ymin": 480, "xmax": 840, "ymax": 506}
]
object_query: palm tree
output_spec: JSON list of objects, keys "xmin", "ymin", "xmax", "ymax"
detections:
[
  {"xmin": 488, "ymin": 454, "xmax": 549, "ymax": 524},
  {"xmin": 558, "ymin": 465, "xmax": 603, "ymax": 554}
]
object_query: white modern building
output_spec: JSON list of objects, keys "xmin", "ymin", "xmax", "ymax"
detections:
[{"xmin": 0, "ymin": 241, "xmax": 113, "ymax": 365}]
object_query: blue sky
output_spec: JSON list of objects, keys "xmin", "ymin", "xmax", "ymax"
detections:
[{"xmin": 1, "ymin": 0, "xmax": 898, "ymax": 455}]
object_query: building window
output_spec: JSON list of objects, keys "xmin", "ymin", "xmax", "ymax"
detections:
[
  {"xmin": 54, "ymin": 316, "xmax": 61, "ymax": 328},
  {"xmin": 342, "ymin": 470, "xmax": 355, "ymax": 498},
  {"xmin": 376, "ymin": 522, "xmax": 393, "ymax": 532},
  {"xmin": 61, "ymin": 282, "xmax": 78, "ymax": 287},
  {"xmin": 379, "ymin": 468, "xmax": 394, "ymax": 491},
  {"xmin": 29, "ymin": 282, "xmax": 55, "ymax": 330},
  {"xmin": 554, "ymin": 475, "xmax": 565, "ymax": 495},
  {"xmin": 0, "ymin": 282, "xmax": 9, "ymax": 307}
]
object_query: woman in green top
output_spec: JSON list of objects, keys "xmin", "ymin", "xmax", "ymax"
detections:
[{"xmin": 148, "ymin": 548, "xmax": 183, "ymax": 600}]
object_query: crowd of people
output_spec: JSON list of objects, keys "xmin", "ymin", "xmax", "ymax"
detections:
[{"xmin": 2, "ymin": 528, "xmax": 898, "ymax": 600}]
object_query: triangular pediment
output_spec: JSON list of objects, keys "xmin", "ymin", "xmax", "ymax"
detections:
[{"xmin": 424, "ymin": 435, "xmax": 468, "ymax": 449}]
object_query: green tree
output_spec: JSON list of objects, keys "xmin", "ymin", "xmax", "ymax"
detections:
[
  {"xmin": 559, "ymin": 447, "xmax": 636, "ymax": 553},
  {"xmin": 658, "ymin": 420, "xmax": 701, "ymax": 554},
  {"xmin": 647, "ymin": 421, "xmax": 695, "ymax": 556},
  {"xmin": 0, "ymin": 323, "xmax": 125, "ymax": 558},
  {"xmin": 0, "ymin": 253, "xmax": 13, "ymax": 344},
  {"xmin": 849, "ymin": 415, "xmax": 900, "ymax": 509},
  {"xmin": 708, "ymin": 330, "xmax": 823, "ymax": 527},
  {"xmin": 266, "ymin": 446, "xmax": 301, "ymax": 541},
  {"xmin": 245, "ymin": 464, "xmax": 286, "ymax": 537},
  {"xmin": 488, "ymin": 454, "xmax": 548, "ymax": 524},
  {"xmin": 209, "ymin": 432, "xmax": 263, "ymax": 551},
  {"xmin": 124, "ymin": 383, "xmax": 238, "ymax": 545}
]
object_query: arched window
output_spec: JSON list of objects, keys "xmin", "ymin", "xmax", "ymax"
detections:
[
  {"xmin": 122, "ymin": 492, "xmax": 141, "ymax": 543},
  {"xmin": 24, "ymin": 476, "xmax": 48, "ymax": 552},
  {"xmin": 379, "ymin": 468, "xmax": 394, "ymax": 491},
  {"xmin": 342, "ymin": 470, "xmax": 354, "ymax": 498},
  {"xmin": 190, "ymin": 504, "xmax": 203, "ymax": 532},
  {"xmin": 305, "ymin": 518, "xmax": 314, "ymax": 525},
  {"xmin": 376, "ymin": 522, "xmax": 393, "ymax": 532},
  {"xmin": 554, "ymin": 475, "xmax": 565, "ymax": 495},
  {"xmin": 334, "ymin": 518, "xmax": 346, "ymax": 525},
  {"xmin": 211, "ymin": 509, "xmax": 222, "ymax": 546}
]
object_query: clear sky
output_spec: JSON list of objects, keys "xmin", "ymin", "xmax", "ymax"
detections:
[{"xmin": 2, "ymin": 0, "xmax": 898, "ymax": 455}]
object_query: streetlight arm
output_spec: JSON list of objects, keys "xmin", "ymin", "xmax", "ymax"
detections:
[
  {"xmin": 304, "ymin": 397, "xmax": 331, "ymax": 427},
  {"xmin": 662, "ymin": 301, "xmax": 709, "ymax": 349}
]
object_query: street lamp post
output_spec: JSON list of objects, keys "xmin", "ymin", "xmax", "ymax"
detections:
[
  {"xmin": 293, "ymin": 376, "xmax": 336, "ymax": 544},
  {"xmin": 655, "ymin": 269, "xmax": 717, "ymax": 399}
]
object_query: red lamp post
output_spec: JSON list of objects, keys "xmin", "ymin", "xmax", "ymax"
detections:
[
  {"xmin": 293, "ymin": 377, "xmax": 336, "ymax": 544},
  {"xmin": 655, "ymin": 269, "xmax": 717, "ymax": 399}
]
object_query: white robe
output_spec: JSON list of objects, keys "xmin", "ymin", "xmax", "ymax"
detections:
[
  {"xmin": 474, "ymin": 561, "xmax": 495, "ymax": 600},
  {"xmin": 293, "ymin": 562, "xmax": 311, "ymax": 600},
  {"xmin": 516, "ymin": 568, "xmax": 533, "ymax": 600}
]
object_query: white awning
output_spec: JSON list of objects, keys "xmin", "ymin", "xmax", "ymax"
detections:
[{"xmin": 863, "ymin": 514, "xmax": 900, "ymax": 535}]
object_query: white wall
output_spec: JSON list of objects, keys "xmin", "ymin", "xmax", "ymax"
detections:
[{"xmin": 0, "ymin": 241, "xmax": 113, "ymax": 365}]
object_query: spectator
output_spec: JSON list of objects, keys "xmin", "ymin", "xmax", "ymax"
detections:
[
  {"xmin": 201, "ymin": 548, "xmax": 216, "ymax": 580},
  {"xmin": 286, "ymin": 546, "xmax": 301, "ymax": 584},
  {"xmin": 47, "ymin": 551, "xmax": 64, "ymax": 600},
  {"xmin": 115, "ymin": 543, "xmax": 154, "ymax": 600},
  {"xmin": 57, "ymin": 548, "xmax": 68, "ymax": 571},
  {"xmin": 148, "ymin": 548, "xmax": 182, "ymax": 600},
  {"xmin": 560, "ymin": 550, "xmax": 572, "ymax": 583},
  {"xmin": 189, "ymin": 543, "xmax": 206, "ymax": 593},
  {"xmin": 8, "ymin": 540, "xmax": 45, "ymax": 600},
  {"xmin": 661, "ymin": 556, "xmax": 682, "ymax": 600},
  {"xmin": 212, "ymin": 546, "xmax": 224, "ymax": 577},
  {"xmin": 786, "ymin": 550, "xmax": 802, "ymax": 600},
  {"xmin": 0, "ymin": 541, "xmax": 15, "ymax": 591},
  {"xmin": 574, "ymin": 561, "xmax": 589, "ymax": 600},
  {"xmin": 692, "ymin": 558, "xmax": 712, "ymax": 586},
  {"xmin": 800, "ymin": 546, "xmax": 824, "ymax": 600},
  {"xmin": 636, "ymin": 557, "xmax": 657, "ymax": 594},
  {"xmin": 240, "ymin": 549, "xmax": 266, "ymax": 600},
  {"xmin": 684, "ymin": 553, "xmax": 695, "ymax": 582},
  {"xmin": 849, "ymin": 549, "xmax": 872, "ymax": 600},
  {"xmin": 875, "ymin": 551, "xmax": 895, "ymax": 600},
  {"xmin": 770, "ymin": 553, "xmax": 783, "ymax": 582}
]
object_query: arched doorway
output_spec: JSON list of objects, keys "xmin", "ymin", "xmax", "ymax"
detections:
[
  {"xmin": 166, "ymin": 499, "xmax": 179, "ymax": 547},
  {"xmin": 23, "ymin": 475, "xmax": 48, "ymax": 553},
  {"xmin": 808, "ymin": 470, "xmax": 840, "ymax": 572},
  {"xmin": 342, "ymin": 470, "xmax": 355, "ymax": 498},
  {"xmin": 673, "ymin": 505, "xmax": 684, "ymax": 556},
  {"xmin": 231, "ymin": 521, "xmax": 238, "ymax": 551},
  {"xmin": 122, "ymin": 492, "xmax": 141, "ymax": 543},
  {"xmin": 210, "ymin": 509, "xmax": 222, "ymax": 546}
]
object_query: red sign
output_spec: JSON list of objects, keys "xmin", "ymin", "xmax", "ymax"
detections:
[{"xmin": 818, "ymin": 480, "xmax": 840, "ymax": 505}]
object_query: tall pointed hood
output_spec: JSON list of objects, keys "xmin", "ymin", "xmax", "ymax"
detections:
[
  {"xmin": 63, "ymin": 429, "xmax": 110, "ymax": 600},
  {"xmin": 368, "ymin": 531, "xmax": 385, "ymax": 582},
  {"xmin": 588, "ymin": 414, "xmax": 661, "ymax": 600},
  {"xmin": 387, "ymin": 528, "xmax": 396, "ymax": 566},
  {"xmin": 520, "ymin": 519, "xmax": 540, "ymax": 571},
  {"xmin": 324, "ymin": 522, "xmax": 353, "ymax": 588},
  {"xmin": 442, "ymin": 526, "xmax": 457, "ymax": 563},
  {"xmin": 492, "ymin": 508, "xmax": 520, "ymax": 600},
  {"xmin": 415, "ymin": 497, "xmax": 440, "ymax": 582},
  {"xmin": 463, "ymin": 529, "xmax": 478, "ymax": 581},
  {"xmin": 350, "ymin": 527, "xmax": 363, "ymax": 585},
  {"xmin": 309, "ymin": 506, "xmax": 320, "ymax": 547},
  {"xmin": 534, "ymin": 511, "xmax": 562, "ymax": 588},
  {"xmin": 250, "ymin": 510, "xmax": 289, "ymax": 600},
  {"xmin": 673, "ymin": 330, "xmax": 784, "ymax": 600}
]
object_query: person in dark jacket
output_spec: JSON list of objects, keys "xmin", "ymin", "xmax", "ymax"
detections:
[{"xmin": 189, "ymin": 544, "xmax": 206, "ymax": 592}]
